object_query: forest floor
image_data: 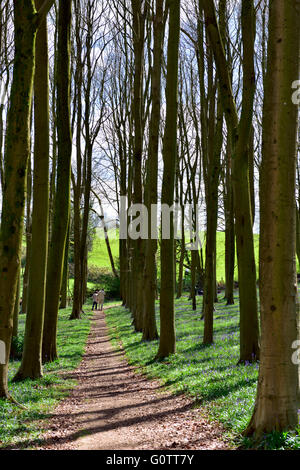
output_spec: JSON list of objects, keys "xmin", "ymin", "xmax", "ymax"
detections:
[{"xmin": 33, "ymin": 307, "xmax": 229, "ymax": 450}]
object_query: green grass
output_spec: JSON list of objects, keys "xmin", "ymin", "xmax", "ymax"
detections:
[
  {"xmin": 105, "ymin": 294, "xmax": 300, "ymax": 450},
  {"xmin": 0, "ymin": 303, "xmax": 94, "ymax": 449},
  {"xmin": 214, "ymin": 232, "xmax": 259, "ymax": 282},
  {"xmin": 88, "ymin": 227, "xmax": 119, "ymax": 268},
  {"xmin": 88, "ymin": 229, "xmax": 260, "ymax": 282}
]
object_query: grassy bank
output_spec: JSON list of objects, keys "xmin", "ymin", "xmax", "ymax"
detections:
[
  {"xmin": 89, "ymin": 229, "xmax": 260, "ymax": 283},
  {"xmin": 0, "ymin": 305, "xmax": 94, "ymax": 449},
  {"xmin": 105, "ymin": 294, "xmax": 300, "ymax": 450}
]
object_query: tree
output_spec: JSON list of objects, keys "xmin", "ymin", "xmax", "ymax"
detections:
[
  {"xmin": 142, "ymin": 0, "xmax": 165, "ymax": 341},
  {"xmin": 0, "ymin": 0, "xmax": 55, "ymax": 400},
  {"xmin": 14, "ymin": 0, "xmax": 50, "ymax": 380},
  {"xmin": 130, "ymin": 0, "xmax": 146, "ymax": 332},
  {"xmin": 201, "ymin": 0, "xmax": 260, "ymax": 362},
  {"xmin": 42, "ymin": 0, "xmax": 72, "ymax": 363},
  {"xmin": 245, "ymin": 0, "xmax": 300, "ymax": 437},
  {"xmin": 156, "ymin": 0, "xmax": 180, "ymax": 359}
]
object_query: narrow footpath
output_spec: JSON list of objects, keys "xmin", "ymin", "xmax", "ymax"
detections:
[{"xmin": 36, "ymin": 308, "xmax": 229, "ymax": 450}]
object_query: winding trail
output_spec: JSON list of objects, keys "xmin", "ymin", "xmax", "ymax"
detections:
[{"xmin": 37, "ymin": 307, "xmax": 229, "ymax": 450}]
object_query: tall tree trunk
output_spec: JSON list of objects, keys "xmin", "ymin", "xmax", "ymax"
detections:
[
  {"xmin": 234, "ymin": 1, "xmax": 259, "ymax": 363},
  {"xmin": 119, "ymin": 145, "xmax": 127, "ymax": 304},
  {"xmin": 72, "ymin": 10, "xmax": 93, "ymax": 319},
  {"xmin": 142, "ymin": 0, "xmax": 164, "ymax": 341},
  {"xmin": 70, "ymin": 2, "xmax": 83, "ymax": 320},
  {"xmin": 60, "ymin": 222, "xmax": 69, "ymax": 309},
  {"xmin": 10, "ymin": 270, "xmax": 21, "ymax": 359},
  {"xmin": 203, "ymin": 96, "xmax": 223, "ymax": 344},
  {"xmin": 0, "ymin": 0, "xmax": 54, "ymax": 398},
  {"xmin": 176, "ymin": 202, "xmax": 185, "ymax": 299},
  {"xmin": 224, "ymin": 137, "xmax": 235, "ymax": 305},
  {"xmin": 156, "ymin": 0, "xmax": 180, "ymax": 359},
  {"xmin": 42, "ymin": 0, "xmax": 72, "ymax": 363},
  {"xmin": 245, "ymin": 0, "xmax": 300, "ymax": 437},
  {"xmin": 22, "ymin": 156, "xmax": 32, "ymax": 314},
  {"xmin": 14, "ymin": 0, "xmax": 50, "ymax": 380},
  {"xmin": 0, "ymin": 0, "xmax": 37, "ymax": 399},
  {"xmin": 131, "ymin": 0, "xmax": 145, "ymax": 332},
  {"xmin": 202, "ymin": 0, "xmax": 259, "ymax": 363}
]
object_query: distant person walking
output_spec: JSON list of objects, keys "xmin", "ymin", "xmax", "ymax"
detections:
[
  {"xmin": 97, "ymin": 289, "xmax": 105, "ymax": 311},
  {"xmin": 92, "ymin": 291, "xmax": 98, "ymax": 311}
]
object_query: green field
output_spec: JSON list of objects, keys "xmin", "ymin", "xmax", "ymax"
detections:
[
  {"xmin": 88, "ymin": 228, "xmax": 119, "ymax": 268},
  {"xmin": 88, "ymin": 229, "xmax": 260, "ymax": 282}
]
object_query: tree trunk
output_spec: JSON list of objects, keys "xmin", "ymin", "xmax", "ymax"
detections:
[
  {"xmin": 224, "ymin": 137, "xmax": 235, "ymax": 305},
  {"xmin": 42, "ymin": 0, "xmax": 72, "ymax": 363},
  {"xmin": 70, "ymin": 4, "xmax": 83, "ymax": 320},
  {"xmin": 60, "ymin": 222, "xmax": 69, "ymax": 309},
  {"xmin": 10, "ymin": 270, "xmax": 21, "ymax": 359},
  {"xmin": 142, "ymin": 0, "xmax": 164, "ymax": 341},
  {"xmin": 131, "ymin": 0, "xmax": 145, "ymax": 333},
  {"xmin": 14, "ymin": 0, "xmax": 50, "ymax": 380},
  {"xmin": 203, "ymin": 101, "xmax": 223, "ymax": 342},
  {"xmin": 245, "ymin": 0, "xmax": 300, "ymax": 437},
  {"xmin": 176, "ymin": 203, "xmax": 185, "ymax": 299},
  {"xmin": 202, "ymin": 0, "xmax": 259, "ymax": 363},
  {"xmin": 156, "ymin": 0, "xmax": 180, "ymax": 359},
  {"xmin": 22, "ymin": 157, "xmax": 32, "ymax": 314},
  {"xmin": 0, "ymin": 0, "xmax": 37, "ymax": 399}
]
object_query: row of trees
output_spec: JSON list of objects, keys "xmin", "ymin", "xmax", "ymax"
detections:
[{"xmin": 0, "ymin": 0, "xmax": 299, "ymax": 439}]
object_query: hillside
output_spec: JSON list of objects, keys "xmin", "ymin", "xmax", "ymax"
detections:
[{"xmin": 88, "ymin": 229, "xmax": 260, "ymax": 282}]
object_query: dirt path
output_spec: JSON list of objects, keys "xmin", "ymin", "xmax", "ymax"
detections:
[{"xmin": 36, "ymin": 308, "xmax": 229, "ymax": 450}]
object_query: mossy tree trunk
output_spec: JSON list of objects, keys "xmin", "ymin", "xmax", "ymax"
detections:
[
  {"xmin": 10, "ymin": 270, "xmax": 21, "ymax": 359},
  {"xmin": 14, "ymin": 0, "xmax": 50, "ymax": 380},
  {"xmin": 0, "ymin": 0, "xmax": 54, "ymax": 398},
  {"xmin": 245, "ymin": 0, "xmax": 300, "ymax": 437},
  {"xmin": 42, "ymin": 0, "xmax": 72, "ymax": 363},
  {"xmin": 21, "ymin": 155, "xmax": 32, "ymax": 314}
]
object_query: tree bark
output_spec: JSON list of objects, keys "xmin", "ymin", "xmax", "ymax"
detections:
[
  {"xmin": 156, "ymin": 0, "xmax": 180, "ymax": 359},
  {"xmin": 202, "ymin": 0, "xmax": 259, "ymax": 362},
  {"xmin": 60, "ymin": 222, "xmax": 69, "ymax": 309},
  {"xmin": 142, "ymin": 0, "xmax": 164, "ymax": 341},
  {"xmin": 42, "ymin": 0, "xmax": 72, "ymax": 363},
  {"xmin": 14, "ymin": 0, "xmax": 50, "ymax": 380},
  {"xmin": 245, "ymin": 0, "xmax": 300, "ymax": 437},
  {"xmin": 0, "ymin": 0, "xmax": 37, "ymax": 399},
  {"xmin": 131, "ymin": 0, "xmax": 145, "ymax": 333}
]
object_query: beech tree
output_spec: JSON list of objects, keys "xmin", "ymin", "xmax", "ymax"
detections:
[
  {"xmin": 156, "ymin": 0, "xmax": 180, "ymax": 359},
  {"xmin": 14, "ymin": 0, "xmax": 50, "ymax": 380},
  {"xmin": 142, "ymin": 0, "xmax": 165, "ymax": 341},
  {"xmin": 42, "ymin": 0, "xmax": 72, "ymax": 363},
  {"xmin": 245, "ymin": 0, "xmax": 300, "ymax": 436},
  {"xmin": 0, "ymin": 0, "xmax": 55, "ymax": 399},
  {"xmin": 202, "ymin": 0, "xmax": 260, "ymax": 362}
]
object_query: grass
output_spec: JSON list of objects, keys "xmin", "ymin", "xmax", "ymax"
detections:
[
  {"xmin": 88, "ymin": 228, "xmax": 260, "ymax": 283},
  {"xmin": 105, "ymin": 293, "xmax": 300, "ymax": 450},
  {"xmin": 88, "ymin": 227, "xmax": 119, "ymax": 269},
  {"xmin": 0, "ymin": 303, "xmax": 94, "ymax": 449}
]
